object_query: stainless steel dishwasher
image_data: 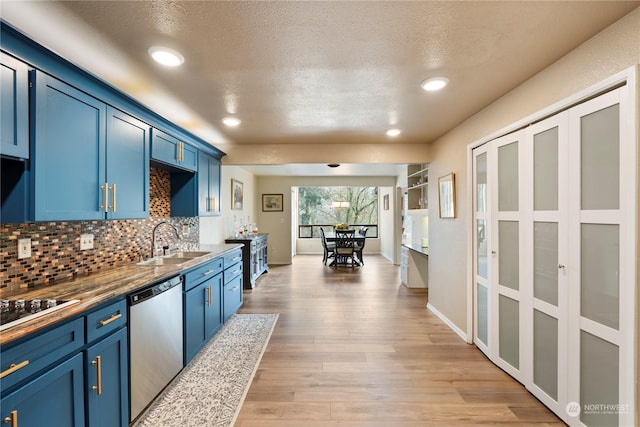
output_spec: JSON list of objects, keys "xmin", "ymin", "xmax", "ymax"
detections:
[{"xmin": 128, "ymin": 275, "xmax": 183, "ymax": 421}]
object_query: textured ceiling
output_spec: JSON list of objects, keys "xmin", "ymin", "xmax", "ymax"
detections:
[{"xmin": 2, "ymin": 1, "xmax": 638, "ymax": 169}]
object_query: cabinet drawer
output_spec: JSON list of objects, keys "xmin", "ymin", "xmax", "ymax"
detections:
[
  {"xmin": 224, "ymin": 262, "xmax": 243, "ymax": 284},
  {"xmin": 223, "ymin": 249, "xmax": 242, "ymax": 269},
  {"xmin": 0, "ymin": 317, "xmax": 84, "ymax": 391},
  {"xmin": 223, "ymin": 276, "xmax": 243, "ymax": 321},
  {"xmin": 184, "ymin": 258, "xmax": 224, "ymax": 291},
  {"xmin": 86, "ymin": 299, "xmax": 127, "ymax": 343}
]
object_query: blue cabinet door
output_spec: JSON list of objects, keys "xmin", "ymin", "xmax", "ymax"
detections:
[
  {"xmin": 106, "ymin": 107, "xmax": 149, "ymax": 219},
  {"xmin": 206, "ymin": 274, "xmax": 223, "ymax": 338},
  {"xmin": 198, "ymin": 151, "xmax": 221, "ymax": 216},
  {"xmin": 86, "ymin": 328, "xmax": 129, "ymax": 427},
  {"xmin": 0, "ymin": 53, "xmax": 29, "ymax": 159},
  {"xmin": 184, "ymin": 273, "xmax": 222, "ymax": 364},
  {"xmin": 151, "ymin": 128, "xmax": 197, "ymax": 172},
  {"xmin": 223, "ymin": 275, "xmax": 243, "ymax": 322},
  {"xmin": 1, "ymin": 353, "xmax": 85, "ymax": 427},
  {"xmin": 32, "ymin": 71, "xmax": 106, "ymax": 220}
]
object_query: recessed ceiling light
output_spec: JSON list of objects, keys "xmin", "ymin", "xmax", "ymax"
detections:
[
  {"xmin": 222, "ymin": 117, "xmax": 241, "ymax": 127},
  {"xmin": 421, "ymin": 77, "xmax": 449, "ymax": 91},
  {"xmin": 386, "ymin": 128, "xmax": 401, "ymax": 137},
  {"xmin": 148, "ymin": 46, "xmax": 184, "ymax": 67}
]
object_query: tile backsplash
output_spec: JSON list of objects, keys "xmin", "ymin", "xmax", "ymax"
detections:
[{"xmin": 0, "ymin": 168, "xmax": 199, "ymax": 292}]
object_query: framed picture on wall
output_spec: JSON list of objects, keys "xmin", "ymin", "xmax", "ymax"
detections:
[
  {"xmin": 383, "ymin": 194, "xmax": 389, "ymax": 210},
  {"xmin": 262, "ymin": 194, "xmax": 283, "ymax": 212},
  {"xmin": 231, "ymin": 179, "xmax": 243, "ymax": 210},
  {"xmin": 438, "ymin": 173, "xmax": 456, "ymax": 218}
]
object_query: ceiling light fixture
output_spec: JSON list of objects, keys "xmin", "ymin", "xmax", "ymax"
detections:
[
  {"xmin": 148, "ymin": 46, "xmax": 184, "ymax": 67},
  {"xmin": 421, "ymin": 77, "xmax": 449, "ymax": 92},
  {"xmin": 386, "ymin": 128, "xmax": 401, "ymax": 137},
  {"xmin": 222, "ymin": 117, "xmax": 241, "ymax": 127}
]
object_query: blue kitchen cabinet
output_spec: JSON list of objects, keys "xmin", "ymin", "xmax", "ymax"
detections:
[
  {"xmin": 223, "ymin": 248, "xmax": 244, "ymax": 321},
  {"xmin": 151, "ymin": 127, "xmax": 197, "ymax": 172},
  {"xmin": 0, "ymin": 53, "xmax": 29, "ymax": 159},
  {"xmin": 198, "ymin": 151, "xmax": 221, "ymax": 216},
  {"xmin": 106, "ymin": 107, "xmax": 150, "ymax": 219},
  {"xmin": 0, "ymin": 353, "xmax": 85, "ymax": 427},
  {"xmin": 183, "ymin": 273, "xmax": 223, "ymax": 365},
  {"xmin": 86, "ymin": 327, "xmax": 129, "ymax": 427},
  {"xmin": 32, "ymin": 71, "xmax": 149, "ymax": 221}
]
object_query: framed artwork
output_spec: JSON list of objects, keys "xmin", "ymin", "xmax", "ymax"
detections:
[
  {"xmin": 383, "ymin": 194, "xmax": 389, "ymax": 210},
  {"xmin": 262, "ymin": 194, "xmax": 283, "ymax": 212},
  {"xmin": 231, "ymin": 179, "xmax": 243, "ymax": 210},
  {"xmin": 438, "ymin": 173, "xmax": 456, "ymax": 218}
]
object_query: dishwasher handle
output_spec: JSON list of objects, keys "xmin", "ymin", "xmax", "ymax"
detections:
[{"xmin": 128, "ymin": 275, "xmax": 182, "ymax": 306}]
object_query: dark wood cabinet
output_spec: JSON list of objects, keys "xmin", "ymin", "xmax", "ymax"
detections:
[{"xmin": 225, "ymin": 234, "xmax": 268, "ymax": 289}]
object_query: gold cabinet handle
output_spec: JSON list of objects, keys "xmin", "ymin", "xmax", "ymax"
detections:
[
  {"xmin": 0, "ymin": 360, "xmax": 29, "ymax": 379},
  {"xmin": 208, "ymin": 285, "xmax": 212, "ymax": 307},
  {"xmin": 91, "ymin": 355, "xmax": 102, "ymax": 395},
  {"xmin": 230, "ymin": 286, "xmax": 239, "ymax": 292},
  {"xmin": 99, "ymin": 312, "xmax": 122, "ymax": 327},
  {"xmin": 110, "ymin": 183, "xmax": 117, "ymax": 212},
  {"xmin": 202, "ymin": 269, "xmax": 215, "ymax": 276},
  {"xmin": 204, "ymin": 286, "xmax": 210, "ymax": 306},
  {"xmin": 181, "ymin": 142, "xmax": 185, "ymax": 162},
  {"xmin": 3, "ymin": 410, "xmax": 17, "ymax": 426},
  {"xmin": 100, "ymin": 182, "xmax": 109, "ymax": 212}
]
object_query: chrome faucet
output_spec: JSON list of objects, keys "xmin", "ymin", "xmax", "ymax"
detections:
[{"xmin": 151, "ymin": 221, "xmax": 180, "ymax": 258}]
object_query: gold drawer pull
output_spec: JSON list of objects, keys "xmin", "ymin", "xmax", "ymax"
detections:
[
  {"xmin": 230, "ymin": 286, "xmax": 239, "ymax": 292},
  {"xmin": 202, "ymin": 269, "xmax": 215, "ymax": 276},
  {"xmin": 91, "ymin": 355, "xmax": 102, "ymax": 395},
  {"xmin": 99, "ymin": 313, "xmax": 122, "ymax": 326},
  {"xmin": 231, "ymin": 269, "xmax": 241, "ymax": 275},
  {"xmin": 3, "ymin": 410, "xmax": 17, "ymax": 426},
  {"xmin": 0, "ymin": 360, "xmax": 29, "ymax": 379}
]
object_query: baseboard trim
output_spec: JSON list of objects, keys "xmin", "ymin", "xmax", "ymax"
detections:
[{"xmin": 426, "ymin": 303, "xmax": 469, "ymax": 343}]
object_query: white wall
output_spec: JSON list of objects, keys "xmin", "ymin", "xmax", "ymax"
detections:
[
  {"xmin": 426, "ymin": 8, "xmax": 640, "ymax": 336},
  {"xmin": 199, "ymin": 165, "xmax": 257, "ymax": 244}
]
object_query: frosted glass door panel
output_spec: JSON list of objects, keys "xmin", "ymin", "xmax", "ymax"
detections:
[
  {"xmin": 477, "ymin": 220, "xmax": 488, "ymax": 278},
  {"xmin": 533, "ymin": 127, "xmax": 558, "ymax": 211},
  {"xmin": 499, "ymin": 295, "xmax": 519, "ymax": 369},
  {"xmin": 534, "ymin": 310, "xmax": 558, "ymax": 400},
  {"xmin": 498, "ymin": 142, "xmax": 519, "ymax": 211},
  {"xmin": 476, "ymin": 152, "xmax": 487, "ymax": 212},
  {"xmin": 581, "ymin": 224, "xmax": 619, "ymax": 330},
  {"xmin": 580, "ymin": 331, "xmax": 619, "ymax": 426},
  {"xmin": 534, "ymin": 222, "xmax": 558, "ymax": 306},
  {"xmin": 581, "ymin": 104, "xmax": 619, "ymax": 210},
  {"xmin": 499, "ymin": 221, "xmax": 519, "ymax": 291},
  {"xmin": 477, "ymin": 284, "xmax": 488, "ymax": 346}
]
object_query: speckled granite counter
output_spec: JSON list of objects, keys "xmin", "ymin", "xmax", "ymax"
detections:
[{"xmin": 0, "ymin": 243, "xmax": 242, "ymax": 346}]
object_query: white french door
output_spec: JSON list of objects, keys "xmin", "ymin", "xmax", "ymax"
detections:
[{"xmin": 472, "ymin": 83, "xmax": 636, "ymax": 426}]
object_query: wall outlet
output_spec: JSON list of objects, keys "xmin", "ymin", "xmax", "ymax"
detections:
[
  {"xmin": 80, "ymin": 234, "xmax": 94, "ymax": 250},
  {"xmin": 181, "ymin": 224, "xmax": 190, "ymax": 235},
  {"xmin": 17, "ymin": 238, "xmax": 31, "ymax": 259}
]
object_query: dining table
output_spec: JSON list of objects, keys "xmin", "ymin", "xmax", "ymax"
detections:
[{"xmin": 324, "ymin": 230, "xmax": 366, "ymax": 266}]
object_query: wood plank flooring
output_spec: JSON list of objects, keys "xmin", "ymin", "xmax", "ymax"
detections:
[{"xmin": 236, "ymin": 255, "xmax": 563, "ymax": 426}]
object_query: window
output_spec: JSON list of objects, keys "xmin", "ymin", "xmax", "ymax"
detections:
[{"xmin": 298, "ymin": 186, "xmax": 378, "ymax": 238}]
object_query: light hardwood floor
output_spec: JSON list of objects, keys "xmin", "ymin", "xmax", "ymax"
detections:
[{"xmin": 236, "ymin": 255, "xmax": 563, "ymax": 426}]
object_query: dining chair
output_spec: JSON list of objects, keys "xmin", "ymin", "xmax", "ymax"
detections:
[
  {"xmin": 334, "ymin": 229, "xmax": 357, "ymax": 267},
  {"xmin": 354, "ymin": 227, "xmax": 368, "ymax": 265},
  {"xmin": 320, "ymin": 228, "xmax": 336, "ymax": 265}
]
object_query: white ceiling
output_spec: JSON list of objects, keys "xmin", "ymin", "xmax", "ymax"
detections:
[{"xmin": 2, "ymin": 1, "xmax": 638, "ymax": 176}]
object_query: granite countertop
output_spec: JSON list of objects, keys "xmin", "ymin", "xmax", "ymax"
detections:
[
  {"xmin": 0, "ymin": 243, "xmax": 242, "ymax": 346},
  {"xmin": 224, "ymin": 233, "xmax": 268, "ymax": 241},
  {"xmin": 403, "ymin": 243, "xmax": 429, "ymax": 256}
]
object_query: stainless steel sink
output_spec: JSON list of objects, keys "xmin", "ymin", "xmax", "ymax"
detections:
[
  {"xmin": 137, "ymin": 257, "xmax": 193, "ymax": 266},
  {"xmin": 166, "ymin": 251, "xmax": 210, "ymax": 258}
]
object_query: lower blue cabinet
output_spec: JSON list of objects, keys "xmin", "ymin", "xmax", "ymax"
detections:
[
  {"xmin": 1, "ymin": 353, "xmax": 85, "ymax": 427},
  {"xmin": 223, "ymin": 275, "xmax": 243, "ymax": 322},
  {"xmin": 86, "ymin": 327, "xmax": 129, "ymax": 427},
  {"xmin": 184, "ymin": 273, "xmax": 223, "ymax": 364}
]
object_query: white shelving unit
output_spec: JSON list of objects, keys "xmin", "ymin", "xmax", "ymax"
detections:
[{"xmin": 407, "ymin": 164, "xmax": 428, "ymax": 210}]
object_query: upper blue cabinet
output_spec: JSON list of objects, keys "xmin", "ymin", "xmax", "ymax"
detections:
[
  {"xmin": 0, "ymin": 53, "xmax": 29, "ymax": 159},
  {"xmin": 198, "ymin": 151, "xmax": 221, "ymax": 216},
  {"xmin": 32, "ymin": 72, "xmax": 149, "ymax": 221},
  {"xmin": 151, "ymin": 128, "xmax": 197, "ymax": 172}
]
